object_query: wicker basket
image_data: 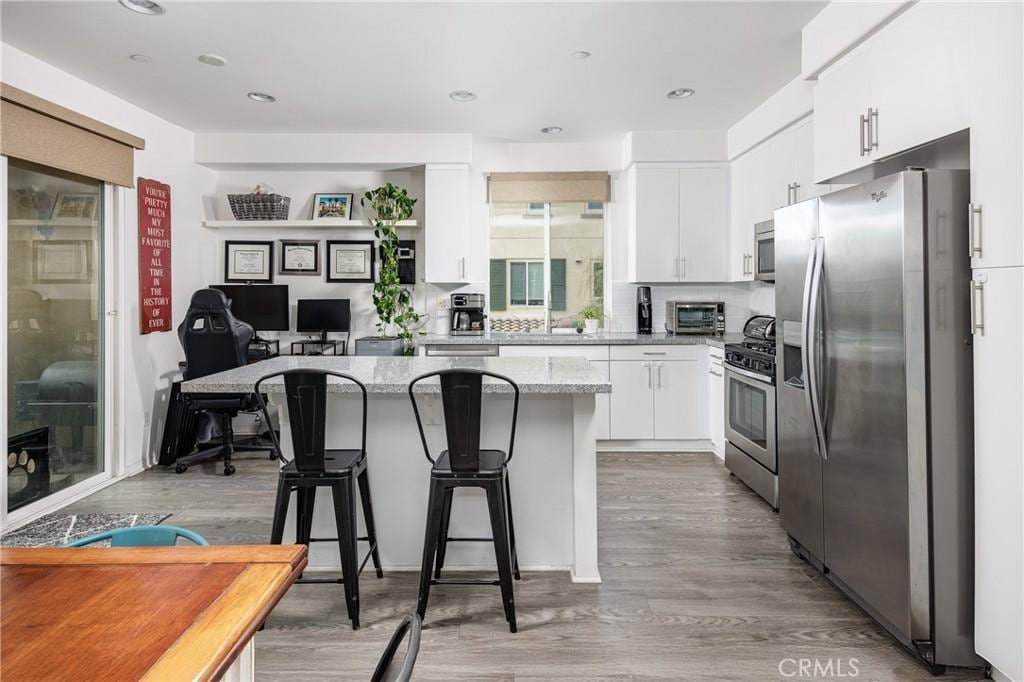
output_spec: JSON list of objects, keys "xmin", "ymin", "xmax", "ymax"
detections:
[{"xmin": 227, "ymin": 192, "xmax": 291, "ymax": 221}]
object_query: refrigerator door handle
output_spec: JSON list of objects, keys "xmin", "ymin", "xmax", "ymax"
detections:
[{"xmin": 804, "ymin": 236, "xmax": 828, "ymax": 460}]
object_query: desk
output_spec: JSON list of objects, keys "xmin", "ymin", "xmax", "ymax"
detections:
[{"xmin": 0, "ymin": 544, "xmax": 306, "ymax": 681}]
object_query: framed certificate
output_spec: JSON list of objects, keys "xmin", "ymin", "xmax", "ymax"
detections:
[
  {"xmin": 279, "ymin": 239, "xmax": 320, "ymax": 276},
  {"xmin": 224, "ymin": 240, "xmax": 274, "ymax": 283},
  {"xmin": 33, "ymin": 240, "xmax": 92, "ymax": 283},
  {"xmin": 326, "ymin": 240, "xmax": 374, "ymax": 283}
]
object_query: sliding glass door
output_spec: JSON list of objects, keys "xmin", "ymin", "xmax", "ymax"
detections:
[{"xmin": 6, "ymin": 159, "xmax": 106, "ymax": 514}]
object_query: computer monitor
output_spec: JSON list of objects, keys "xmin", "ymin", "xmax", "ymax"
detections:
[
  {"xmin": 210, "ymin": 284, "xmax": 289, "ymax": 335},
  {"xmin": 297, "ymin": 299, "xmax": 350, "ymax": 345}
]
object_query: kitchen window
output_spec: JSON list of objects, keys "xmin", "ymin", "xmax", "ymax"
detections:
[{"xmin": 489, "ymin": 201, "xmax": 604, "ymax": 332}]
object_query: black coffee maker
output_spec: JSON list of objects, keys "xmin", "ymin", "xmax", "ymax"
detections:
[{"xmin": 637, "ymin": 286, "xmax": 652, "ymax": 334}]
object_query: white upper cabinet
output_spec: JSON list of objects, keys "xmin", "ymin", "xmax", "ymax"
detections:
[
  {"xmin": 813, "ymin": 2, "xmax": 970, "ymax": 183},
  {"xmin": 968, "ymin": 0, "xmax": 1023, "ymax": 269},
  {"xmin": 868, "ymin": 1, "xmax": 969, "ymax": 159},
  {"xmin": 424, "ymin": 164, "xmax": 470, "ymax": 283},
  {"xmin": 678, "ymin": 167, "xmax": 729, "ymax": 283},
  {"xmin": 729, "ymin": 144, "xmax": 770, "ymax": 281},
  {"xmin": 628, "ymin": 164, "xmax": 729, "ymax": 283},
  {"xmin": 629, "ymin": 166, "xmax": 680, "ymax": 283},
  {"xmin": 813, "ymin": 46, "xmax": 874, "ymax": 183}
]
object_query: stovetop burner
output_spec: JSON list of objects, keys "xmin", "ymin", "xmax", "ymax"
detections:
[{"xmin": 724, "ymin": 315, "xmax": 777, "ymax": 380}]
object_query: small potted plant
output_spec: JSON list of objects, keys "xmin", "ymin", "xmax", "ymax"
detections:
[
  {"xmin": 578, "ymin": 303, "xmax": 604, "ymax": 335},
  {"xmin": 361, "ymin": 183, "xmax": 419, "ymax": 355}
]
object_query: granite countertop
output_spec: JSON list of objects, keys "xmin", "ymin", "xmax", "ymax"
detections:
[
  {"xmin": 182, "ymin": 356, "xmax": 611, "ymax": 395},
  {"xmin": 414, "ymin": 331, "xmax": 739, "ymax": 349}
]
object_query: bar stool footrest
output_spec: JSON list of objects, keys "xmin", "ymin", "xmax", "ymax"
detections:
[{"xmin": 431, "ymin": 578, "xmax": 502, "ymax": 586}]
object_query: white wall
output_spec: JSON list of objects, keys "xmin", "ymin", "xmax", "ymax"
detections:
[{"xmin": 1, "ymin": 43, "xmax": 218, "ymax": 474}]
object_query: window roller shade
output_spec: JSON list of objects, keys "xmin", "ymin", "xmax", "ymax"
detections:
[
  {"xmin": 1, "ymin": 83, "xmax": 145, "ymax": 187},
  {"xmin": 487, "ymin": 172, "xmax": 609, "ymax": 203}
]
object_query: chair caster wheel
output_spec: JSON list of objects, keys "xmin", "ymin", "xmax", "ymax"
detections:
[
  {"xmin": 223, "ymin": 465, "xmax": 236, "ymax": 476},
  {"xmin": 175, "ymin": 463, "xmax": 188, "ymax": 474}
]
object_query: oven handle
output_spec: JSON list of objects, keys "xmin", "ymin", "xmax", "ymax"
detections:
[{"xmin": 724, "ymin": 364, "xmax": 774, "ymax": 385}]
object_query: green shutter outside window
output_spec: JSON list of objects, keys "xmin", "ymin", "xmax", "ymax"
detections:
[
  {"xmin": 550, "ymin": 258, "xmax": 566, "ymax": 311},
  {"xmin": 490, "ymin": 259, "xmax": 507, "ymax": 311}
]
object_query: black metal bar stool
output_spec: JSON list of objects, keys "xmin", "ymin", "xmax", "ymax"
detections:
[
  {"xmin": 255, "ymin": 369, "xmax": 383, "ymax": 630},
  {"xmin": 408, "ymin": 369, "xmax": 521, "ymax": 632}
]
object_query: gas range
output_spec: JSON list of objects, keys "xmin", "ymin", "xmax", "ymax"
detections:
[{"xmin": 724, "ymin": 315, "xmax": 777, "ymax": 382}]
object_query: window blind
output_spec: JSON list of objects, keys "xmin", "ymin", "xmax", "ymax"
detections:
[
  {"xmin": 487, "ymin": 172, "xmax": 610, "ymax": 203},
  {"xmin": 1, "ymin": 83, "xmax": 145, "ymax": 187}
]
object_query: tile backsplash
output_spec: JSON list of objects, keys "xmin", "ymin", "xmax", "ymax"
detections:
[{"xmin": 608, "ymin": 281, "xmax": 775, "ymax": 333}]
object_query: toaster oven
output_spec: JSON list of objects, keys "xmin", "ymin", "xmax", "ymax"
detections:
[{"xmin": 665, "ymin": 301, "xmax": 726, "ymax": 335}]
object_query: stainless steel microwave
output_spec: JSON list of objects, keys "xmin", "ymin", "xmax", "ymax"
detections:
[
  {"xmin": 754, "ymin": 219, "xmax": 775, "ymax": 282},
  {"xmin": 665, "ymin": 301, "xmax": 726, "ymax": 335}
]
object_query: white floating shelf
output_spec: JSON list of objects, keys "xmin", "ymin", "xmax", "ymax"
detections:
[{"xmin": 202, "ymin": 219, "xmax": 418, "ymax": 229}]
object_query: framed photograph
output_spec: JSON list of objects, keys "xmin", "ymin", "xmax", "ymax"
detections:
[
  {"xmin": 51, "ymin": 193, "xmax": 99, "ymax": 221},
  {"xmin": 326, "ymin": 240, "xmax": 374, "ymax": 283},
  {"xmin": 224, "ymin": 240, "xmax": 274, "ymax": 283},
  {"xmin": 312, "ymin": 193, "xmax": 354, "ymax": 221},
  {"xmin": 279, "ymin": 239, "xmax": 321, "ymax": 276},
  {"xmin": 33, "ymin": 240, "xmax": 92, "ymax": 283}
]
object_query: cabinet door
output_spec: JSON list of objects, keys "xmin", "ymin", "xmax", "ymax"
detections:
[
  {"xmin": 708, "ymin": 354, "xmax": 725, "ymax": 458},
  {"xmin": 813, "ymin": 46, "xmax": 872, "ymax": 183},
  {"xmin": 609, "ymin": 361, "xmax": 654, "ymax": 439},
  {"xmin": 424, "ymin": 164, "xmax": 469, "ymax": 283},
  {"xmin": 790, "ymin": 118, "xmax": 829, "ymax": 203},
  {"xmin": 652, "ymin": 360, "xmax": 704, "ymax": 440},
  {"xmin": 678, "ymin": 166, "xmax": 729, "ymax": 282},
  {"xmin": 971, "ymin": 267, "xmax": 1024, "ymax": 676},
  {"xmin": 768, "ymin": 124, "xmax": 798, "ymax": 211},
  {"xmin": 633, "ymin": 166, "xmax": 681, "ymax": 282},
  {"xmin": 969, "ymin": 0, "xmax": 1024, "ymax": 269},
  {"xmin": 729, "ymin": 145, "xmax": 769, "ymax": 281},
  {"xmin": 870, "ymin": 1, "xmax": 969, "ymax": 160}
]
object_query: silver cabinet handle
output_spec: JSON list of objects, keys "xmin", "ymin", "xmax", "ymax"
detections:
[
  {"xmin": 791, "ymin": 182, "xmax": 800, "ymax": 204},
  {"xmin": 860, "ymin": 113, "xmax": 869, "ymax": 156},
  {"xmin": 681, "ymin": 256, "xmax": 686, "ymax": 279},
  {"xmin": 869, "ymin": 108, "xmax": 879, "ymax": 151},
  {"xmin": 970, "ymin": 280, "xmax": 985, "ymax": 335},
  {"xmin": 969, "ymin": 203, "xmax": 983, "ymax": 259},
  {"xmin": 709, "ymin": 367, "xmax": 723, "ymax": 377},
  {"xmin": 656, "ymin": 362, "xmax": 663, "ymax": 389},
  {"xmin": 643, "ymin": 351, "xmax": 667, "ymax": 357},
  {"xmin": 645, "ymin": 362, "xmax": 652, "ymax": 388},
  {"xmin": 674, "ymin": 256, "xmax": 680, "ymax": 279}
]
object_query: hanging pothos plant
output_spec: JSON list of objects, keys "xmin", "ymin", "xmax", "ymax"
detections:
[{"xmin": 361, "ymin": 183, "xmax": 419, "ymax": 348}]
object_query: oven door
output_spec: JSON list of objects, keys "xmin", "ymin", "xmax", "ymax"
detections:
[
  {"xmin": 754, "ymin": 230, "xmax": 775, "ymax": 282},
  {"xmin": 724, "ymin": 364, "xmax": 777, "ymax": 472}
]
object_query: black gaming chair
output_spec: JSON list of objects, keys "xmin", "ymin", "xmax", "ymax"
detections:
[{"xmin": 175, "ymin": 288, "xmax": 276, "ymax": 475}]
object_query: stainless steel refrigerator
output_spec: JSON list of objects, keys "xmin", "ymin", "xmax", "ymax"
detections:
[{"xmin": 775, "ymin": 169, "xmax": 982, "ymax": 671}]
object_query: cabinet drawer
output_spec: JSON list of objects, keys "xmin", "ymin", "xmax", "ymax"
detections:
[
  {"xmin": 498, "ymin": 345, "xmax": 610, "ymax": 362},
  {"xmin": 610, "ymin": 345, "xmax": 704, "ymax": 362}
]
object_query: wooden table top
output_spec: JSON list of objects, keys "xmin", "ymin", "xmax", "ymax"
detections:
[{"xmin": 0, "ymin": 544, "xmax": 307, "ymax": 682}]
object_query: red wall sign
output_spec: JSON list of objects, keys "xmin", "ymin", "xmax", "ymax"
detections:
[{"xmin": 138, "ymin": 177, "xmax": 172, "ymax": 334}]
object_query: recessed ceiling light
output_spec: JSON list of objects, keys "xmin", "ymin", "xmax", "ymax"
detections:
[
  {"xmin": 129, "ymin": 53, "xmax": 152, "ymax": 63},
  {"xmin": 198, "ymin": 54, "xmax": 227, "ymax": 67},
  {"xmin": 541, "ymin": 126, "xmax": 563, "ymax": 135},
  {"xmin": 572, "ymin": 50, "xmax": 591, "ymax": 60},
  {"xmin": 667, "ymin": 87, "xmax": 696, "ymax": 99},
  {"xmin": 118, "ymin": 0, "xmax": 165, "ymax": 16},
  {"xmin": 247, "ymin": 92, "xmax": 276, "ymax": 103},
  {"xmin": 449, "ymin": 90, "xmax": 477, "ymax": 102}
]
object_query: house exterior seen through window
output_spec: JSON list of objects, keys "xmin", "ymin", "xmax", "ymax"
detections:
[{"xmin": 489, "ymin": 201, "xmax": 604, "ymax": 333}]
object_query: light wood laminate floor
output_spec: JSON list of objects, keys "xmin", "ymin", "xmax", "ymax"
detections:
[{"xmin": 65, "ymin": 452, "xmax": 985, "ymax": 681}]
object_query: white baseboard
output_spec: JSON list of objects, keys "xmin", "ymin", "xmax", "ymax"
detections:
[{"xmin": 598, "ymin": 439, "xmax": 716, "ymax": 453}]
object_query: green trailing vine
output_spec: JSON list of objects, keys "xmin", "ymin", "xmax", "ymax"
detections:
[{"xmin": 361, "ymin": 183, "xmax": 419, "ymax": 348}]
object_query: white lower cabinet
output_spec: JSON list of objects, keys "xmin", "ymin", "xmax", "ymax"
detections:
[
  {"xmin": 609, "ymin": 360, "xmax": 655, "ymax": 439},
  {"xmin": 651, "ymin": 360, "xmax": 703, "ymax": 440},
  {"xmin": 971, "ymin": 266, "xmax": 1024, "ymax": 681},
  {"xmin": 707, "ymin": 349, "xmax": 725, "ymax": 458},
  {"xmin": 608, "ymin": 346, "xmax": 708, "ymax": 441}
]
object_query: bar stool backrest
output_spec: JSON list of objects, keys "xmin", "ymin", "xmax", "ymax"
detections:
[
  {"xmin": 254, "ymin": 369, "xmax": 368, "ymax": 472},
  {"xmin": 408, "ymin": 369, "xmax": 519, "ymax": 472}
]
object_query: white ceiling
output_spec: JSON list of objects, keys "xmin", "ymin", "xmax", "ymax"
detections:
[{"xmin": 1, "ymin": 1, "xmax": 825, "ymax": 141}]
